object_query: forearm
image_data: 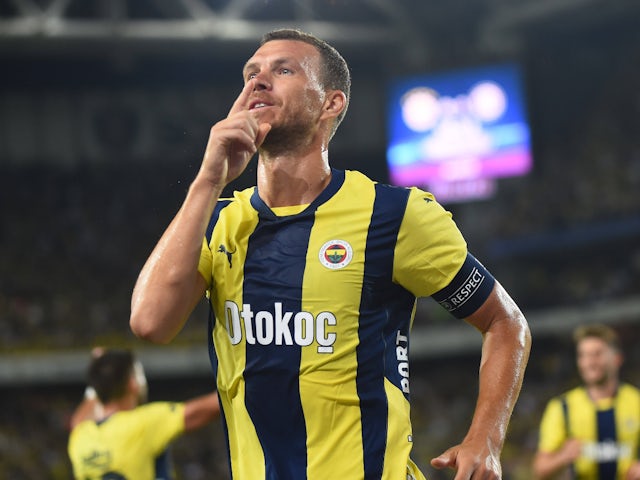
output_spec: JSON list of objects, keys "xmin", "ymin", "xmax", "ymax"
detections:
[
  {"xmin": 184, "ymin": 392, "xmax": 221, "ymax": 432},
  {"xmin": 130, "ymin": 177, "xmax": 223, "ymax": 343},
  {"xmin": 533, "ymin": 451, "xmax": 574, "ymax": 479},
  {"xmin": 69, "ymin": 388, "xmax": 103, "ymax": 429},
  {"xmin": 464, "ymin": 305, "xmax": 530, "ymax": 451},
  {"xmin": 626, "ymin": 461, "xmax": 640, "ymax": 480}
]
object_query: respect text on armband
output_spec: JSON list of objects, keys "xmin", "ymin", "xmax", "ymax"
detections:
[
  {"xmin": 438, "ymin": 267, "xmax": 485, "ymax": 312},
  {"xmin": 223, "ymin": 301, "xmax": 337, "ymax": 354}
]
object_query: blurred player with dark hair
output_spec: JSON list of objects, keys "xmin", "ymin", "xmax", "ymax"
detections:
[
  {"xmin": 130, "ymin": 28, "xmax": 531, "ymax": 479},
  {"xmin": 534, "ymin": 324, "xmax": 640, "ymax": 479},
  {"xmin": 68, "ymin": 348, "xmax": 220, "ymax": 480}
]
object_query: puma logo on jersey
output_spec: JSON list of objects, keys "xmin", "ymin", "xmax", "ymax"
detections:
[
  {"xmin": 218, "ymin": 244, "xmax": 236, "ymax": 268},
  {"xmin": 223, "ymin": 301, "xmax": 337, "ymax": 354}
]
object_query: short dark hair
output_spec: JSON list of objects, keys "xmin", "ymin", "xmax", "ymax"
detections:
[
  {"xmin": 87, "ymin": 349, "xmax": 135, "ymax": 404},
  {"xmin": 260, "ymin": 28, "xmax": 351, "ymax": 136},
  {"xmin": 573, "ymin": 324, "xmax": 620, "ymax": 351}
]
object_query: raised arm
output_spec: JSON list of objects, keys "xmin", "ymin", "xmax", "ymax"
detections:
[
  {"xmin": 69, "ymin": 388, "xmax": 103, "ymax": 430},
  {"xmin": 431, "ymin": 281, "xmax": 531, "ymax": 478},
  {"xmin": 130, "ymin": 79, "xmax": 271, "ymax": 343},
  {"xmin": 183, "ymin": 392, "xmax": 221, "ymax": 432}
]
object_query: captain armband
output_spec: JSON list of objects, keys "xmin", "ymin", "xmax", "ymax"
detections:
[{"xmin": 431, "ymin": 253, "xmax": 495, "ymax": 319}]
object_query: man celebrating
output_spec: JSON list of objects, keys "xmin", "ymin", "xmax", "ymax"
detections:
[{"xmin": 131, "ymin": 28, "xmax": 530, "ymax": 479}]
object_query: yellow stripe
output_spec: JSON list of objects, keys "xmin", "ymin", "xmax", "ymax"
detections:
[
  {"xmin": 299, "ymin": 171, "xmax": 374, "ymax": 478},
  {"xmin": 383, "ymin": 378, "xmax": 418, "ymax": 479}
]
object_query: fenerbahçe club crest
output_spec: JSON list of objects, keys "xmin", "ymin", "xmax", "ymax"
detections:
[{"xmin": 319, "ymin": 239, "xmax": 353, "ymax": 270}]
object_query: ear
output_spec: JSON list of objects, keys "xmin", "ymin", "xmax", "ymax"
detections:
[
  {"xmin": 127, "ymin": 374, "xmax": 139, "ymax": 395},
  {"xmin": 614, "ymin": 351, "xmax": 624, "ymax": 368},
  {"xmin": 320, "ymin": 90, "xmax": 347, "ymax": 122}
]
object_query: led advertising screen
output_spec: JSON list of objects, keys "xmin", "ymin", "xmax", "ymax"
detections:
[{"xmin": 386, "ymin": 63, "xmax": 532, "ymax": 203}]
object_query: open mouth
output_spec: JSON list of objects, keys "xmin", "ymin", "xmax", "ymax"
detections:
[{"xmin": 249, "ymin": 100, "xmax": 273, "ymax": 111}]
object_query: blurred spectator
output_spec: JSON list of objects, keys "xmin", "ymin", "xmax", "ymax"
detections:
[
  {"xmin": 68, "ymin": 348, "xmax": 220, "ymax": 479},
  {"xmin": 533, "ymin": 324, "xmax": 640, "ymax": 479}
]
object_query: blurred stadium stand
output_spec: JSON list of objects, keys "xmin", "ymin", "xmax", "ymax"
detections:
[{"xmin": 2, "ymin": 0, "xmax": 640, "ymax": 478}]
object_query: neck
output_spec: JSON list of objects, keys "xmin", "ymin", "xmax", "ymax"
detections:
[
  {"xmin": 587, "ymin": 378, "xmax": 618, "ymax": 401},
  {"xmin": 100, "ymin": 395, "xmax": 138, "ymax": 419},
  {"xmin": 256, "ymin": 146, "xmax": 331, "ymax": 207}
]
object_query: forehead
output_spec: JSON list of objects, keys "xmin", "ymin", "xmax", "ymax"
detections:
[
  {"xmin": 577, "ymin": 336, "xmax": 610, "ymax": 353},
  {"xmin": 245, "ymin": 39, "xmax": 321, "ymax": 70}
]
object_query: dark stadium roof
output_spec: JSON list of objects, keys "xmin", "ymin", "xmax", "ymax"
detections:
[{"xmin": 1, "ymin": 0, "xmax": 639, "ymax": 71}]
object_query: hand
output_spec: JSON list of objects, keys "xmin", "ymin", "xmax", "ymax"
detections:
[
  {"xmin": 200, "ymin": 79, "xmax": 271, "ymax": 188},
  {"xmin": 560, "ymin": 439, "xmax": 581, "ymax": 464},
  {"xmin": 431, "ymin": 438, "xmax": 502, "ymax": 480},
  {"xmin": 90, "ymin": 346, "xmax": 105, "ymax": 358},
  {"xmin": 626, "ymin": 461, "xmax": 640, "ymax": 480}
]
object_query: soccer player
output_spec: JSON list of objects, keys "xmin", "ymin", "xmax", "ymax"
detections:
[
  {"xmin": 533, "ymin": 324, "xmax": 640, "ymax": 480},
  {"xmin": 68, "ymin": 348, "xmax": 220, "ymax": 480},
  {"xmin": 130, "ymin": 28, "xmax": 531, "ymax": 479}
]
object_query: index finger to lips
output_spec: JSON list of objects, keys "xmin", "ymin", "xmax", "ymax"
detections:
[{"xmin": 228, "ymin": 79, "xmax": 255, "ymax": 116}]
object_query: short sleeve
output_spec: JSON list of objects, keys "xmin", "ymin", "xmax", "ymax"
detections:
[
  {"xmin": 138, "ymin": 402, "xmax": 186, "ymax": 456},
  {"xmin": 538, "ymin": 398, "xmax": 567, "ymax": 453},
  {"xmin": 393, "ymin": 187, "xmax": 467, "ymax": 297}
]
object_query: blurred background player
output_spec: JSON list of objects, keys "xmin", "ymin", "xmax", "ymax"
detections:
[
  {"xmin": 533, "ymin": 324, "xmax": 640, "ymax": 480},
  {"xmin": 68, "ymin": 348, "xmax": 220, "ymax": 480}
]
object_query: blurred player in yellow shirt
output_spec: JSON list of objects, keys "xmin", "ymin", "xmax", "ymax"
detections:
[
  {"xmin": 68, "ymin": 348, "xmax": 220, "ymax": 480},
  {"xmin": 534, "ymin": 324, "xmax": 640, "ymax": 480}
]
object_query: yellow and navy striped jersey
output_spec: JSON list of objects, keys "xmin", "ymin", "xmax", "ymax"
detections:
[
  {"xmin": 198, "ymin": 168, "xmax": 495, "ymax": 480},
  {"xmin": 68, "ymin": 402, "xmax": 185, "ymax": 480},
  {"xmin": 538, "ymin": 383, "xmax": 640, "ymax": 480}
]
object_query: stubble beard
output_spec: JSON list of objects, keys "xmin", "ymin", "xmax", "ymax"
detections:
[{"xmin": 259, "ymin": 119, "xmax": 314, "ymax": 158}]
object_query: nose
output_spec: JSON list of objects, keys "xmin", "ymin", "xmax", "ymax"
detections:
[{"xmin": 252, "ymin": 71, "xmax": 271, "ymax": 91}]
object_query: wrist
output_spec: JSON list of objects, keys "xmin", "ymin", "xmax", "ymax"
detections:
[
  {"xmin": 190, "ymin": 174, "xmax": 226, "ymax": 200},
  {"xmin": 84, "ymin": 386, "xmax": 97, "ymax": 400}
]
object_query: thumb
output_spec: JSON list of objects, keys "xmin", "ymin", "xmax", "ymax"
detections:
[
  {"xmin": 431, "ymin": 450, "xmax": 456, "ymax": 469},
  {"xmin": 255, "ymin": 123, "xmax": 272, "ymax": 149}
]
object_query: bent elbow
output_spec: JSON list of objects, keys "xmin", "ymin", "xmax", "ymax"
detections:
[
  {"xmin": 129, "ymin": 311, "xmax": 173, "ymax": 345},
  {"xmin": 516, "ymin": 312, "xmax": 532, "ymax": 351}
]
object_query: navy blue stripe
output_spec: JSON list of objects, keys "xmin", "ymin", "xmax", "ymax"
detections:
[
  {"xmin": 597, "ymin": 408, "xmax": 617, "ymax": 480},
  {"xmin": 207, "ymin": 303, "xmax": 234, "ymax": 478},
  {"xmin": 242, "ymin": 213, "xmax": 313, "ymax": 479},
  {"xmin": 154, "ymin": 448, "xmax": 173, "ymax": 480},
  {"xmin": 206, "ymin": 199, "xmax": 233, "ymax": 242},
  {"xmin": 357, "ymin": 183, "xmax": 414, "ymax": 479},
  {"xmin": 249, "ymin": 168, "xmax": 345, "ymax": 219}
]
